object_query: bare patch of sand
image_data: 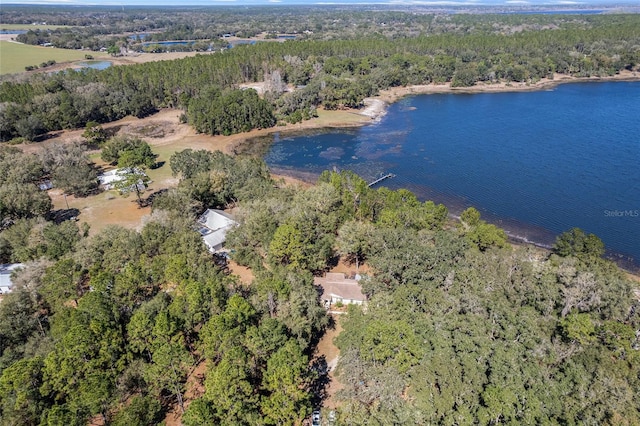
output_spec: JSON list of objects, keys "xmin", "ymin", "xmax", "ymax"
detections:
[
  {"xmin": 359, "ymin": 98, "xmax": 388, "ymax": 121},
  {"xmin": 109, "ymin": 51, "xmax": 216, "ymax": 66},
  {"xmin": 376, "ymin": 71, "xmax": 640, "ymax": 104},
  {"xmin": 0, "ymin": 34, "xmax": 20, "ymax": 42},
  {"xmin": 164, "ymin": 359, "xmax": 208, "ymax": 426},
  {"xmin": 50, "ymin": 188, "xmax": 152, "ymax": 235},
  {"xmin": 227, "ymin": 260, "xmax": 255, "ymax": 285},
  {"xmin": 271, "ymin": 173, "xmax": 314, "ymax": 189},
  {"xmin": 330, "ymin": 258, "xmax": 370, "ymax": 277},
  {"xmin": 315, "ymin": 315, "xmax": 344, "ymax": 410}
]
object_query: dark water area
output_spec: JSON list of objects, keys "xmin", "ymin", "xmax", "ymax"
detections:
[{"xmin": 264, "ymin": 81, "xmax": 640, "ymax": 270}]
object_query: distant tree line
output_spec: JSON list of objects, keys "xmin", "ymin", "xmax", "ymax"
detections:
[
  {"xmin": 2, "ymin": 13, "xmax": 639, "ymax": 141},
  {"xmin": 6, "ymin": 5, "xmax": 638, "ymax": 46}
]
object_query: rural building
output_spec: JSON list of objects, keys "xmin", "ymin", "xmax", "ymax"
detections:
[
  {"xmin": 197, "ymin": 209, "xmax": 237, "ymax": 253},
  {"xmin": 0, "ymin": 263, "xmax": 25, "ymax": 294},
  {"xmin": 98, "ymin": 168, "xmax": 147, "ymax": 191},
  {"xmin": 314, "ymin": 272, "xmax": 366, "ymax": 307}
]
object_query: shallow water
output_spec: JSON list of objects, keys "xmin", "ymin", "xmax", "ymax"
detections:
[
  {"xmin": 265, "ymin": 81, "xmax": 640, "ymax": 268},
  {"xmin": 77, "ymin": 60, "xmax": 112, "ymax": 70}
]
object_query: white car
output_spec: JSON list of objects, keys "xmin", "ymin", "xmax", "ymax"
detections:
[{"xmin": 312, "ymin": 411, "xmax": 321, "ymax": 426}]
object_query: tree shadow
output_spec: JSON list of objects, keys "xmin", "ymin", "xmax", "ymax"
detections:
[
  {"xmin": 105, "ymin": 125, "xmax": 123, "ymax": 137},
  {"xmin": 326, "ymin": 315, "xmax": 337, "ymax": 331},
  {"xmin": 150, "ymin": 160, "xmax": 165, "ymax": 170},
  {"xmin": 310, "ymin": 355, "xmax": 331, "ymax": 408},
  {"xmin": 46, "ymin": 208, "xmax": 80, "ymax": 224},
  {"xmin": 144, "ymin": 188, "xmax": 168, "ymax": 207},
  {"xmin": 325, "ymin": 254, "xmax": 341, "ymax": 270},
  {"xmin": 37, "ymin": 131, "xmax": 63, "ymax": 142}
]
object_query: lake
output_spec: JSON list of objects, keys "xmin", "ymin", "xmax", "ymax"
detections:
[{"xmin": 264, "ymin": 81, "xmax": 640, "ymax": 269}]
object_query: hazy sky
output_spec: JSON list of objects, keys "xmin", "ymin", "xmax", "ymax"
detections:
[{"xmin": 1, "ymin": 0, "xmax": 632, "ymax": 6}]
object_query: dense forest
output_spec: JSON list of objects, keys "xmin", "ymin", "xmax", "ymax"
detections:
[
  {"xmin": 2, "ymin": 13, "xmax": 640, "ymax": 141},
  {"xmin": 1, "ymin": 147, "xmax": 638, "ymax": 424}
]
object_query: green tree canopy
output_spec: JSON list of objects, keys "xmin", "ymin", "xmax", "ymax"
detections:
[
  {"xmin": 554, "ymin": 227, "xmax": 605, "ymax": 260},
  {"xmin": 459, "ymin": 207, "xmax": 507, "ymax": 251},
  {"xmin": 100, "ymin": 136, "xmax": 156, "ymax": 168},
  {"xmin": 40, "ymin": 142, "xmax": 99, "ymax": 197}
]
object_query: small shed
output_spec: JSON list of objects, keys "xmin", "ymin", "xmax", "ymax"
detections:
[
  {"xmin": 314, "ymin": 272, "xmax": 366, "ymax": 307},
  {"xmin": 197, "ymin": 209, "xmax": 237, "ymax": 253},
  {"xmin": 0, "ymin": 263, "xmax": 24, "ymax": 294}
]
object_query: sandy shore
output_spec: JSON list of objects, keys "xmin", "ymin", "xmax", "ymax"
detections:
[
  {"xmin": 0, "ymin": 34, "xmax": 19, "ymax": 42},
  {"xmin": 374, "ymin": 71, "xmax": 640, "ymax": 105},
  {"xmin": 20, "ymin": 69, "xmax": 639, "ymax": 175}
]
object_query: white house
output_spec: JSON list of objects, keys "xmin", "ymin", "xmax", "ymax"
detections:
[
  {"xmin": 197, "ymin": 209, "xmax": 237, "ymax": 253},
  {"xmin": 314, "ymin": 272, "xmax": 366, "ymax": 307},
  {"xmin": 98, "ymin": 168, "xmax": 126, "ymax": 190},
  {"xmin": 98, "ymin": 168, "xmax": 148, "ymax": 191},
  {"xmin": 0, "ymin": 263, "xmax": 24, "ymax": 294}
]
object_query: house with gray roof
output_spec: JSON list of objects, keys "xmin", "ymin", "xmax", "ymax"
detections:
[{"xmin": 314, "ymin": 272, "xmax": 366, "ymax": 307}]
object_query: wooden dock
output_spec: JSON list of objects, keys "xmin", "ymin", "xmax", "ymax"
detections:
[{"xmin": 367, "ymin": 173, "xmax": 395, "ymax": 187}]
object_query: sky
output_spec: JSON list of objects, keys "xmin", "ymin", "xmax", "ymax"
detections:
[{"xmin": 1, "ymin": 0, "xmax": 634, "ymax": 6}]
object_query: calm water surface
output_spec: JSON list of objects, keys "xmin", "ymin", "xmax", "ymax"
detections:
[
  {"xmin": 265, "ymin": 81, "xmax": 640, "ymax": 268},
  {"xmin": 77, "ymin": 61, "xmax": 112, "ymax": 70}
]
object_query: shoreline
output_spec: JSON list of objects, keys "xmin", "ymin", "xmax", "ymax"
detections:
[
  {"xmin": 369, "ymin": 71, "xmax": 640, "ymax": 117},
  {"xmin": 270, "ymin": 168, "xmax": 640, "ymax": 276},
  {"xmin": 17, "ymin": 73, "xmax": 640, "ymax": 276},
  {"xmin": 257, "ymin": 73, "xmax": 640, "ymax": 276},
  {"xmin": 229, "ymin": 71, "xmax": 640, "ymax": 147}
]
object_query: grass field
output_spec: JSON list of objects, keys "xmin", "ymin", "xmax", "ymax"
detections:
[{"xmin": 0, "ymin": 41, "xmax": 107, "ymax": 75}]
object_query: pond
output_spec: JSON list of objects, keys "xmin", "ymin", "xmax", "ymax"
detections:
[{"xmin": 77, "ymin": 61, "xmax": 112, "ymax": 70}]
